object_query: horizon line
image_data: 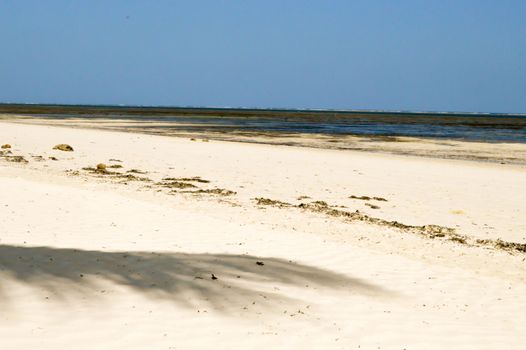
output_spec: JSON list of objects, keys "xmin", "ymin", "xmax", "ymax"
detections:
[{"xmin": 0, "ymin": 101, "xmax": 525, "ymax": 117}]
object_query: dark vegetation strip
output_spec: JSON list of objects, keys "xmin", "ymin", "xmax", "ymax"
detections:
[{"xmin": 1, "ymin": 103, "xmax": 525, "ymax": 128}]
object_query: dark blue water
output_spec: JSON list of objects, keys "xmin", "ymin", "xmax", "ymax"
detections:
[
  {"xmin": 120, "ymin": 114, "xmax": 526, "ymax": 143},
  {"xmin": 23, "ymin": 110, "xmax": 526, "ymax": 143}
]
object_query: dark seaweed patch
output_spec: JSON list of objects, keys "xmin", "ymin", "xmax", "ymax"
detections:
[
  {"xmin": 350, "ymin": 195, "xmax": 388, "ymax": 202},
  {"xmin": 162, "ymin": 176, "xmax": 210, "ymax": 183}
]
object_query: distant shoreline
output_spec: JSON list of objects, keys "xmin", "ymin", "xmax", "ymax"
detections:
[{"xmin": 2, "ymin": 102, "xmax": 526, "ymax": 144}]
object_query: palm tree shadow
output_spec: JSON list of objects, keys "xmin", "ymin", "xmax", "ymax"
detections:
[{"xmin": 0, "ymin": 244, "xmax": 390, "ymax": 311}]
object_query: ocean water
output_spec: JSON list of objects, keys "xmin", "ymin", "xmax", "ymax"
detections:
[
  {"xmin": 150, "ymin": 115, "xmax": 526, "ymax": 142},
  {"xmin": 33, "ymin": 112, "xmax": 526, "ymax": 143},
  {"xmin": 3, "ymin": 103, "xmax": 525, "ymax": 143}
]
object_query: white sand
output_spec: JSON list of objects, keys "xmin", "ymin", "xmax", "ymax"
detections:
[{"xmin": 1, "ymin": 121, "xmax": 525, "ymax": 349}]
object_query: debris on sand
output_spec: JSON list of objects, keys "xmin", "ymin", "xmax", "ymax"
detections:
[
  {"xmin": 127, "ymin": 169, "xmax": 148, "ymax": 174},
  {"xmin": 350, "ymin": 195, "xmax": 388, "ymax": 202},
  {"xmin": 109, "ymin": 159, "xmax": 122, "ymax": 162},
  {"xmin": 493, "ymin": 239, "xmax": 526, "ymax": 252},
  {"xmin": 365, "ymin": 203, "xmax": 380, "ymax": 209},
  {"xmin": 2, "ymin": 155, "xmax": 28, "ymax": 163},
  {"xmin": 81, "ymin": 165, "xmax": 151, "ymax": 182},
  {"xmin": 1, "ymin": 144, "xmax": 11, "ymax": 149},
  {"xmin": 49, "ymin": 156, "xmax": 58, "ymax": 161},
  {"xmin": 53, "ymin": 144, "xmax": 74, "ymax": 152},
  {"xmin": 476, "ymin": 238, "xmax": 526, "ymax": 253},
  {"xmin": 157, "ymin": 176, "xmax": 235, "ymax": 197},
  {"xmin": 114, "ymin": 173, "xmax": 151, "ymax": 182},
  {"xmin": 182, "ymin": 188, "xmax": 236, "ymax": 196},
  {"xmin": 82, "ymin": 166, "xmax": 113, "ymax": 175},
  {"xmin": 162, "ymin": 176, "xmax": 210, "ymax": 183},
  {"xmin": 449, "ymin": 236, "xmax": 467, "ymax": 244},
  {"xmin": 257, "ymin": 197, "xmax": 469, "ymax": 244},
  {"xmin": 211, "ymin": 274, "xmax": 218, "ymax": 280},
  {"xmin": 256, "ymin": 261, "xmax": 264, "ymax": 266},
  {"xmin": 108, "ymin": 164, "xmax": 123, "ymax": 169},
  {"xmin": 310, "ymin": 200, "xmax": 329, "ymax": 207},
  {"xmin": 297, "ymin": 201, "xmax": 330, "ymax": 212},
  {"xmin": 82, "ymin": 163, "xmax": 114, "ymax": 175},
  {"xmin": 254, "ymin": 197, "xmax": 293, "ymax": 207},
  {"xmin": 31, "ymin": 155, "xmax": 45, "ymax": 161},
  {"xmin": 83, "ymin": 164, "xmax": 115, "ymax": 175},
  {"xmin": 158, "ymin": 181, "xmax": 197, "ymax": 189},
  {"xmin": 349, "ymin": 195, "xmax": 371, "ymax": 201},
  {"xmin": 297, "ymin": 195, "xmax": 311, "ymax": 200}
]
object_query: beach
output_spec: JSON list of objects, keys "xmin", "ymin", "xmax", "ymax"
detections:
[{"xmin": 1, "ymin": 120, "xmax": 525, "ymax": 349}]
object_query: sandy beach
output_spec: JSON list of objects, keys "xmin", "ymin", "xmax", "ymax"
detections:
[{"xmin": 1, "ymin": 120, "xmax": 525, "ymax": 349}]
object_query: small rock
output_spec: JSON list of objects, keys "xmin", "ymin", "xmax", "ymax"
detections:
[{"xmin": 53, "ymin": 144, "xmax": 74, "ymax": 152}]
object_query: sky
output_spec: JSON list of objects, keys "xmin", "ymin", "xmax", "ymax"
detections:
[{"xmin": 0, "ymin": 1, "xmax": 525, "ymax": 113}]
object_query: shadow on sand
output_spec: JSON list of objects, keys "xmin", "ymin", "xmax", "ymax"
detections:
[{"xmin": 0, "ymin": 244, "xmax": 390, "ymax": 310}]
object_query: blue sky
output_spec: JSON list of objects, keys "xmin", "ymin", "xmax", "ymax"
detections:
[{"xmin": 0, "ymin": 1, "xmax": 525, "ymax": 113}]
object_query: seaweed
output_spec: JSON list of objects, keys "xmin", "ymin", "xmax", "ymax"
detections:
[
  {"xmin": 158, "ymin": 181, "xmax": 197, "ymax": 189},
  {"xmin": 254, "ymin": 197, "xmax": 292, "ymax": 207},
  {"xmin": 257, "ymin": 198, "xmax": 465, "ymax": 243},
  {"xmin": 2, "ymin": 155, "xmax": 28, "ymax": 163},
  {"xmin": 182, "ymin": 188, "xmax": 236, "ymax": 196},
  {"xmin": 476, "ymin": 239, "xmax": 526, "ymax": 253},
  {"xmin": 127, "ymin": 169, "xmax": 148, "ymax": 174},
  {"xmin": 350, "ymin": 195, "xmax": 388, "ymax": 202},
  {"xmin": 162, "ymin": 176, "xmax": 210, "ymax": 183},
  {"xmin": 81, "ymin": 165, "xmax": 150, "ymax": 181}
]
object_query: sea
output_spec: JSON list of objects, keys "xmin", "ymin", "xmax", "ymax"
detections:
[{"xmin": 1, "ymin": 104, "xmax": 526, "ymax": 143}]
